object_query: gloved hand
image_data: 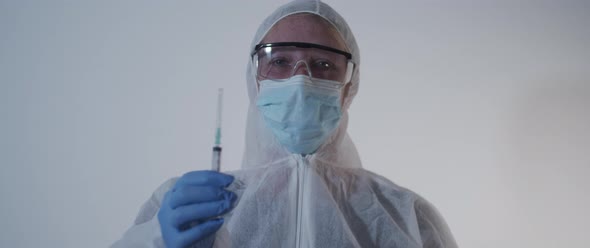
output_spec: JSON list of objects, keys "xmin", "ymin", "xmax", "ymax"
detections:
[{"xmin": 158, "ymin": 171, "xmax": 236, "ymax": 248}]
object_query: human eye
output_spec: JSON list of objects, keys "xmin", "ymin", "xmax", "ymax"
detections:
[
  {"xmin": 313, "ymin": 59, "xmax": 335, "ymax": 71},
  {"xmin": 269, "ymin": 57, "xmax": 292, "ymax": 67}
]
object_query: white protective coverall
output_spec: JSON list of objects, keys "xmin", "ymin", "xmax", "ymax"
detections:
[{"xmin": 112, "ymin": 0, "xmax": 458, "ymax": 247}]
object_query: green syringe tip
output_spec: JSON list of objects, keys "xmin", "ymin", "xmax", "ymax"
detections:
[{"xmin": 215, "ymin": 128, "xmax": 221, "ymax": 145}]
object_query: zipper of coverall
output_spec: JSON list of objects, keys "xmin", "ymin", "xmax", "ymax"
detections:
[{"xmin": 294, "ymin": 154, "xmax": 308, "ymax": 248}]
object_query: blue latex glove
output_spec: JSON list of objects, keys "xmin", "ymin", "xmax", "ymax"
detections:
[{"xmin": 158, "ymin": 171, "xmax": 236, "ymax": 248}]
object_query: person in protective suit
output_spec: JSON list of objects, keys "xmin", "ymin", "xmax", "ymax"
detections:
[{"xmin": 112, "ymin": 0, "xmax": 458, "ymax": 247}]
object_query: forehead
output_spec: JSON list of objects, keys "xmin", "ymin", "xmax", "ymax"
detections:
[{"xmin": 261, "ymin": 14, "xmax": 347, "ymax": 52}]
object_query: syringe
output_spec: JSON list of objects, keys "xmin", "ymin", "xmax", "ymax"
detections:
[{"xmin": 211, "ymin": 88, "xmax": 223, "ymax": 172}]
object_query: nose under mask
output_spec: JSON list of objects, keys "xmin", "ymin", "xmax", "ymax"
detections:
[{"xmin": 256, "ymin": 75, "xmax": 344, "ymax": 155}]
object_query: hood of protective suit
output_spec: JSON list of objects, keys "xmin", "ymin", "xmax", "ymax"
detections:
[{"xmin": 242, "ymin": 0, "xmax": 362, "ymax": 169}]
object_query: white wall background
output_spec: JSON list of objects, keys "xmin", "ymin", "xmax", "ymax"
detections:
[{"xmin": 1, "ymin": 0, "xmax": 588, "ymax": 247}]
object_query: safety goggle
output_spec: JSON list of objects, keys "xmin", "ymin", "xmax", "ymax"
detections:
[{"xmin": 251, "ymin": 42, "xmax": 354, "ymax": 84}]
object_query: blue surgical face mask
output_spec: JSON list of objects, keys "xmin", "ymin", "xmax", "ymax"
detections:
[{"xmin": 256, "ymin": 75, "xmax": 344, "ymax": 155}]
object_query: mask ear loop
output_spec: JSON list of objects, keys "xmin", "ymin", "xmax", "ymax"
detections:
[{"xmin": 291, "ymin": 60, "xmax": 313, "ymax": 78}]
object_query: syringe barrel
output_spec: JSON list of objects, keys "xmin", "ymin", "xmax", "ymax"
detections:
[{"xmin": 211, "ymin": 146, "xmax": 222, "ymax": 171}]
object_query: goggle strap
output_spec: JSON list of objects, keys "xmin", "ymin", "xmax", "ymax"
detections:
[{"xmin": 253, "ymin": 42, "xmax": 352, "ymax": 60}]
